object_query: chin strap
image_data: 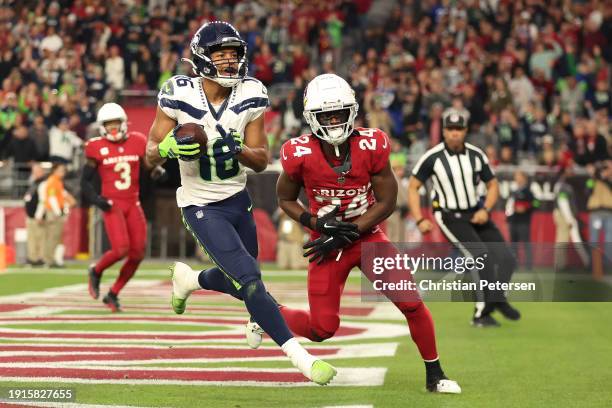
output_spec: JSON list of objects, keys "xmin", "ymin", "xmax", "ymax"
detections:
[
  {"xmin": 180, "ymin": 58, "xmax": 199, "ymax": 76},
  {"xmin": 334, "ymin": 145, "xmax": 340, "ymax": 156}
]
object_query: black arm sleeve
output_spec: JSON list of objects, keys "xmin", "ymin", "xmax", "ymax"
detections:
[{"xmin": 81, "ymin": 164, "xmax": 110, "ymax": 211}]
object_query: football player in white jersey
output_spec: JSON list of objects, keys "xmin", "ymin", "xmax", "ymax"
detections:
[{"xmin": 145, "ymin": 21, "xmax": 336, "ymax": 385}]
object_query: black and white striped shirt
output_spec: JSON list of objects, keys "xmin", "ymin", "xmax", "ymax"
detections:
[{"xmin": 411, "ymin": 142, "xmax": 495, "ymax": 211}]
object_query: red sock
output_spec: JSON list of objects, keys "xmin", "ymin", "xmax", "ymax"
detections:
[
  {"xmin": 110, "ymin": 258, "xmax": 140, "ymax": 295},
  {"xmin": 402, "ymin": 302, "xmax": 438, "ymax": 361}
]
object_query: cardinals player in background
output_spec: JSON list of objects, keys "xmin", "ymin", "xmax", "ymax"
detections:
[
  {"xmin": 82, "ymin": 103, "xmax": 165, "ymax": 312},
  {"xmin": 248, "ymin": 74, "xmax": 461, "ymax": 393}
]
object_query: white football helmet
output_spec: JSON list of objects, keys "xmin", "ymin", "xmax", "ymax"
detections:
[
  {"xmin": 303, "ymin": 74, "xmax": 359, "ymax": 148},
  {"xmin": 97, "ymin": 102, "xmax": 128, "ymax": 142}
]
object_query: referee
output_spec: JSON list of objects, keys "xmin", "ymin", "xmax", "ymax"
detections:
[{"xmin": 407, "ymin": 109, "xmax": 519, "ymax": 327}]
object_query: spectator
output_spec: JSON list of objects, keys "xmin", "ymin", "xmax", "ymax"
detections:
[
  {"xmin": 4, "ymin": 123, "xmax": 38, "ymax": 195},
  {"xmin": 105, "ymin": 45, "xmax": 125, "ymax": 92},
  {"xmin": 28, "ymin": 115, "xmax": 49, "ymax": 161},
  {"xmin": 506, "ymin": 171, "xmax": 536, "ymax": 270},
  {"xmin": 49, "ymin": 117, "xmax": 82, "ymax": 167},
  {"xmin": 24, "ymin": 163, "xmax": 47, "ymax": 266}
]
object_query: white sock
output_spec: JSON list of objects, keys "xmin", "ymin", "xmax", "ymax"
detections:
[
  {"xmin": 281, "ymin": 338, "xmax": 317, "ymax": 379},
  {"xmin": 190, "ymin": 270, "xmax": 202, "ymax": 290}
]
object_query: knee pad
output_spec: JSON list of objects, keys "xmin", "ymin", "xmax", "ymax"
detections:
[
  {"xmin": 310, "ymin": 314, "xmax": 340, "ymax": 342},
  {"xmin": 398, "ymin": 301, "xmax": 424, "ymax": 318},
  {"xmin": 239, "ymin": 279, "xmax": 266, "ymax": 302},
  {"xmin": 113, "ymin": 245, "xmax": 129, "ymax": 259}
]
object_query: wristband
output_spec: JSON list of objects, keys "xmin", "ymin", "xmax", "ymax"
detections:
[
  {"xmin": 416, "ymin": 218, "xmax": 426, "ymax": 226},
  {"xmin": 299, "ymin": 212, "xmax": 313, "ymax": 228}
]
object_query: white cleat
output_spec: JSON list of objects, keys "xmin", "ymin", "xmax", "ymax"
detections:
[
  {"xmin": 170, "ymin": 262, "xmax": 199, "ymax": 314},
  {"xmin": 245, "ymin": 320, "xmax": 265, "ymax": 349},
  {"xmin": 428, "ymin": 378, "xmax": 462, "ymax": 394}
]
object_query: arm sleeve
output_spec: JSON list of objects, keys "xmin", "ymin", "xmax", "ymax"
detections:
[{"xmin": 81, "ymin": 164, "xmax": 104, "ymax": 206}]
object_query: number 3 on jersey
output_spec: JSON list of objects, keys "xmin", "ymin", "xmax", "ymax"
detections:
[{"xmin": 114, "ymin": 162, "xmax": 131, "ymax": 190}]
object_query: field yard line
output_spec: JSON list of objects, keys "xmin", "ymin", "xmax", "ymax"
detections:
[
  {"xmin": 0, "ymin": 319, "xmax": 245, "ymax": 326},
  {"xmin": 3, "ymin": 268, "xmax": 309, "ymax": 277},
  {"xmin": 0, "ymin": 327, "xmax": 241, "ymax": 336},
  {"xmin": 0, "ymin": 367, "xmax": 387, "ymax": 387},
  {"xmin": 0, "ymin": 351, "xmax": 115, "ymax": 357},
  {"xmin": 0, "ymin": 281, "xmax": 164, "ymax": 303}
]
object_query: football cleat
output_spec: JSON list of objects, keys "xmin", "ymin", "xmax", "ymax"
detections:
[
  {"xmin": 171, "ymin": 262, "xmax": 199, "ymax": 314},
  {"xmin": 472, "ymin": 314, "xmax": 500, "ymax": 327},
  {"xmin": 88, "ymin": 264, "xmax": 100, "ymax": 300},
  {"xmin": 102, "ymin": 291, "xmax": 121, "ymax": 313},
  {"xmin": 427, "ymin": 377, "xmax": 462, "ymax": 394},
  {"xmin": 310, "ymin": 360, "xmax": 338, "ymax": 386},
  {"xmin": 245, "ymin": 319, "xmax": 264, "ymax": 349}
]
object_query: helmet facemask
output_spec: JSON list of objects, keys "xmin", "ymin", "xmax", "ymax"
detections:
[
  {"xmin": 304, "ymin": 104, "xmax": 358, "ymax": 155},
  {"xmin": 100, "ymin": 119, "xmax": 128, "ymax": 142},
  {"xmin": 184, "ymin": 40, "xmax": 248, "ymax": 87}
]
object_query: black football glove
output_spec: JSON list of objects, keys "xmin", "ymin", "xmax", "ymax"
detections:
[
  {"xmin": 303, "ymin": 232, "xmax": 359, "ymax": 264},
  {"xmin": 216, "ymin": 124, "xmax": 243, "ymax": 156},
  {"xmin": 315, "ymin": 206, "xmax": 359, "ymax": 236},
  {"xmin": 95, "ymin": 196, "xmax": 112, "ymax": 212}
]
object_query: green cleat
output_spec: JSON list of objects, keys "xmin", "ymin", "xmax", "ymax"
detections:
[{"xmin": 310, "ymin": 360, "xmax": 337, "ymax": 386}]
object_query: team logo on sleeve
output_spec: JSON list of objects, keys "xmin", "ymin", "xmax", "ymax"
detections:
[{"xmin": 100, "ymin": 147, "xmax": 109, "ymax": 156}]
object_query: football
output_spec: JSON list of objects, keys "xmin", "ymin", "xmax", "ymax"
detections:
[{"xmin": 173, "ymin": 123, "xmax": 207, "ymax": 158}]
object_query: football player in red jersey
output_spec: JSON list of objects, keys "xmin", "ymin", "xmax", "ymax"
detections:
[
  {"xmin": 82, "ymin": 103, "xmax": 165, "ymax": 312},
  {"xmin": 249, "ymin": 74, "xmax": 461, "ymax": 393}
]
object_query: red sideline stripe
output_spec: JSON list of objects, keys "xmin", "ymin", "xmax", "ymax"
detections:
[
  {"xmin": 0, "ymin": 346, "xmax": 338, "ymax": 363},
  {"xmin": 0, "ymin": 304, "xmax": 32, "ymax": 313},
  {"xmin": 339, "ymin": 306, "xmax": 374, "ymax": 316},
  {"xmin": 0, "ymin": 367, "xmax": 310, "ymax": 382},
  {"xmin": 0, "ymin": 316, "xmax": 246, "ymax": 325}
]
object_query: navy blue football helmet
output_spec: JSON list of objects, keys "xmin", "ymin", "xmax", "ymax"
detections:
[{"xmin": 183, "ymin": 21, "xmax": 248, "ymax": 87}]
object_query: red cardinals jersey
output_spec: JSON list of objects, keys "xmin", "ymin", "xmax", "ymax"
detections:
[
  {"xmin": 280, "ymin": 127, "xmax": 390, "ymax": 228},
  {"xmin": 84, "ymin": 132, "xmax": 147, "ymax": 201}
]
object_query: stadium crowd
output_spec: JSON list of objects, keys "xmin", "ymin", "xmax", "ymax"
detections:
[{"xmin": 0, "ymin": 0, "xmax": 610, "ymax": 181}]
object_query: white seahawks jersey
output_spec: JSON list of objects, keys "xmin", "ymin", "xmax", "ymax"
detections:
[{"xmin": 157, "ymin": 75, "xmax": 269, "ymax": 207}]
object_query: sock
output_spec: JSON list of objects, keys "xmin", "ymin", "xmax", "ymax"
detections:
[
  {"xmin": 239, "ymin": 280, "xmax": 292, "ymax": 346},
  {"xmin": 198, "ymin": 268, "xmax": 242, "ymax": 300},
  {"xmin": 281, "ymin": 337, "xmax": 316, "ymax": 378},
  {"xmin": 402, "ymin": 302, "xmax": 439, "ymax": 361},
  {"xmin": 425, "ymin": 359, "xmax": 445, "ymax": 383}
]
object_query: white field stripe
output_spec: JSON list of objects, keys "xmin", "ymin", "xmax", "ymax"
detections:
[
  {"xmin": 0, "ymin": 343, "xmax": 398, "ymax": 366},
  {"xmin": 0, "ymin": 328, "xmax": 241, "ymax": 337},
  {"xmin": 0, "ymin": 367, "xmax": 387, "ymax": 387}
]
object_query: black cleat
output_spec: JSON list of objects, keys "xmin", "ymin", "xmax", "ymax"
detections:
[
  {"xmin": 472, "ymin": 314, "xmax": 500, "ymax": 327},
  {"xmin": 495, "ymin": 302, "xmax": 521, "ymax": 321},
  {"xmin": 88, "ymin": 264, "xmax": 100, "ymax": 299},
  {"xmin": 103, "ymin": 291, "xmax": 121, "ymax": 313}
]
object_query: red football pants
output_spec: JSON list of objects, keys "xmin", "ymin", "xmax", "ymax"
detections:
[
  {"xmin": 280, "ymin": 229, "xmax": 439, "ymax": 361},
  {"xmin": 94, "ymin": 199, "xmax": 146, "ymax": 295}
]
